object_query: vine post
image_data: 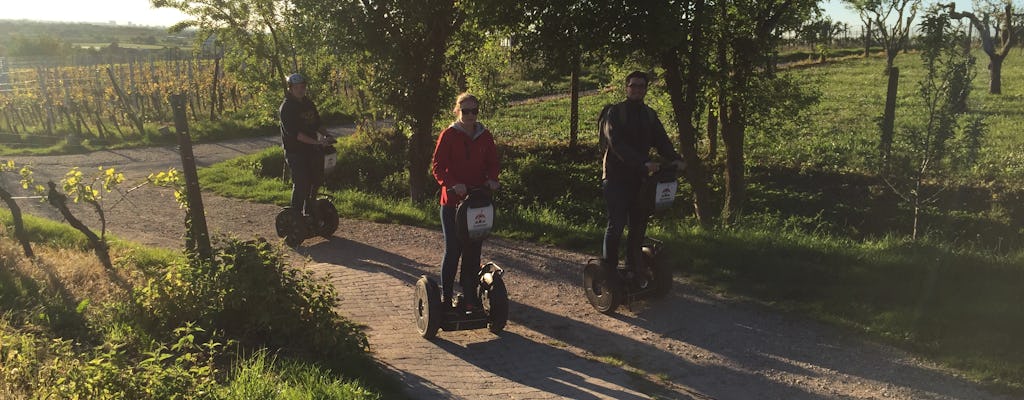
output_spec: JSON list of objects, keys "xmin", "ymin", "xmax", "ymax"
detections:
[{"xmin": 171, "ymin": 94, "xmax": 212, "ymax": 260}]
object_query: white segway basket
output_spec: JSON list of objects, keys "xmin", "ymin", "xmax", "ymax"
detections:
[
  {"xmin": 465, "ymin": 203, "xmax": 494, "ymax": 241},
  {"xmin": 653, "ymin": 181, "xmax": 678, "ymax": 211},
  {"xmin": 323, "ymin": 146, "xmax": 338, "ymax": 175}
]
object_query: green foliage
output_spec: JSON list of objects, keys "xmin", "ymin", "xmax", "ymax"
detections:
[
  {"xmin": 136, "ymin": 238, "xmax": 368, "ymax": 358},
  {"xmin": 0, "ymin": 318, "xmax": 221, "ymax": 399},
  {"xmin": 223, "ymin": 349, "xmax": 382, "ymax": 400},
  {"xmin": 879, "ymin": 7, "xmax": 982, "ymax": 238},
  {"xmin": 326, "ymin": 127, "xmax": 411, "ymax": 198}
]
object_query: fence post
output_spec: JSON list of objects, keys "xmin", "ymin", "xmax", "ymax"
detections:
[{"xmin": 170, "ymin": 94, "xmax": 212, "ymax": 260}]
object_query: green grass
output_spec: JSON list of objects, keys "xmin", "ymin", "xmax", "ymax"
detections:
[
  {"xmin": 748, "ymin": 50, "xmax": 1024, "ymax": 186},
  {"xmin": 198, "ymin": 51, "xmax": 1024, "ymax": 394}
]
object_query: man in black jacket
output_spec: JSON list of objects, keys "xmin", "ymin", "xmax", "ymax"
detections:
[
  {"xmin": 601, "ymin": 71, "xmax": 686, "ymax": 271},
  {"xmin": 279, "ymin": 73, "xmax": 330, "ymax": 215}
]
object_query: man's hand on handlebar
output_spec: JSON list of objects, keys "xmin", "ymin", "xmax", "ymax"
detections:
[
  {"xmin": 671, "ymin": 159, "xmax": 687, "ymax": 172},
  {"xmin": 318, "ymin": 135, "xmax": 336, "ymax": 147},
  {"xmin": 485, "ymin": 180, "xmax": 500, "ymax": 191}
]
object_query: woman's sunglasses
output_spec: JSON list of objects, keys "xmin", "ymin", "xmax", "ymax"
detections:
[{"xmin": 461, "ymin": 108, "xmax": 479, "ymax": 115}]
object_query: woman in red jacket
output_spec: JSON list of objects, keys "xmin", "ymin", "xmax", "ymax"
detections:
[{"xmin": 431, "ymin": 93, "xmax": 500, "ymax": 310}]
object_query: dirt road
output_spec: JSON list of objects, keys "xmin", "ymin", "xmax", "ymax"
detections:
[{"xmin": 2, "ymin": 133, "xmax": 1012, "ymax": 399}]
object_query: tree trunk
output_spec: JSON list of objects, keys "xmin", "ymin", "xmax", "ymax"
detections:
[
  {"xmin": 988, "ymin": 55, "xmax": 1004, "ymax": 95},
  {"xmin": 880, "ymin": 66, "xmax": 899, "ymax": 159},
  {"xmin": 408, "ymin": 117, "xmax": 435, "ymax": 202},
  {"xmin": 407, "ymin": 14, "xmax": 457, "ymax": 202},
  {"xmin": 0, "ymin": 186, "xmax": 34, "ymax": 258},
  {"xmin": 721, "ymin": 98, "xmax": 745, "ymax": 225},
  {"xmin": 46, "ymin": 181, "xmax": 111, "ymax": 270},
  {"xmin": 864, "ymin": 21, "xmax": 872, "ymax": 57},
  {"xmin": 569, "ymin": 51, "xmax": 580, "ymax": 150},
  {"xmin": 660, "ymin": 48, "xmax": 714, "ymax": 228}
]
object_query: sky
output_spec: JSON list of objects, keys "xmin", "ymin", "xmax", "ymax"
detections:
[
  {"xmin": 2, "ymin": 0, "xmax": 977, "ymax": 30},
  {"xmin": 3, "ymin": 0, "xmax": 189, "ymax": 27}
]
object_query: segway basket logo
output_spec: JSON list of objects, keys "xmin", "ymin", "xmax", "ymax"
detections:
[
  {"xmin": 654, "ymin": 181, "xmax": 678, "ymax": 211},
  {"xmin": 466, "ymin": 205, "xmax": 494, "ymax": 239}
]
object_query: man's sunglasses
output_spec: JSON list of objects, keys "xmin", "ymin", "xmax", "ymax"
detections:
[{"xmin": 461, "ymin": 108, "xmax": 479, "ymax": 114}]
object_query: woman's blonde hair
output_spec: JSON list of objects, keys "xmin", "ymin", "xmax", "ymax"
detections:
[{"xmin": 452, "ymin": 92, "xmax": 480, "ymax": 114}]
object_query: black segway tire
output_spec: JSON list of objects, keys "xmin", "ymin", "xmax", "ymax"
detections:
[
  {"xmin": 274, "ymin": 208, "xmax": 294, "ymax": 238},
  {"xmin": 284, "ymin": 233, "xmax": 304, "ymax": 248},
  {"xmin": 315, "ymin": 198, "xmax": 339, "ymax": 238},
  {"xmin": 415, "ymin": 276, "xmax": 442, "ymax": 339},
  {"xmin": 482, "ymin": 278, "xmax": 509, "ymax": 334},
  {"xmin": 583, "ymin": 259, "xmax": 622, "ymax": 314},
  {"xmin": 644, "ymin": 246, "xmax": 672, "ymax": 298}
]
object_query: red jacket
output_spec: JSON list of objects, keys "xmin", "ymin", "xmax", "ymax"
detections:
[{"xmin": 432, "ymin": 122, "xmax": 500, "ymax": 206}]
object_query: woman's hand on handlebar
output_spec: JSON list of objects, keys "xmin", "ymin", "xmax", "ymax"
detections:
[
  {"xmin": 644, "ymin": 161, "xmax": 660, "ymax": 175},
  {"xmin": 451, "ymin": 183, "xmax": 467, "ymax": 197}
]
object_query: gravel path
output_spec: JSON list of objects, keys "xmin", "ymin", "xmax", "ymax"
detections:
[{"xmin": 2, "ymin": 132, "xmax": 1014, "ymax": 400}]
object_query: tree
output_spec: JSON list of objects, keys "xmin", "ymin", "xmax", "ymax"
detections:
[
  {"xmin": 845, "ymin": 0, "xmax": 921, "ymax": 159},
  {"xmin": 847, "ymin": 0, "xmax": 921, "ymax": 70},
  {"xmin": 945, "ymin": 1, "xmax": 1018, "ymax": 94},
  {"xmin": 882, "ymin": 6, "xmax": 983, "ymax": 239},
  {"xmin": 713, "ymin": 0, "xmax": 819, "ymax": 224},
  {"xmin": 153, "ymin": 0, "xmax": 298, "ymax": 97},
  {"xmin": 504, "ymin": 1, "xmax": 605, "ymax": 150},
  {"xmin": 292, "ymin": 0, "xmax": 480, "ymax": 201}
]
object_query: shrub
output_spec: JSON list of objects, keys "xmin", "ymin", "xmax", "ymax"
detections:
[{"xmin": 136, "ymin": 238, "xmax": 368, "ymax": 360}]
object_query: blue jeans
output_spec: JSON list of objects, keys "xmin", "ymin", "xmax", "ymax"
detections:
[
  {"xmin": 286, "ymin": 150, "xmax": 322, "ymax": 215},
  {"xmin": 603, "ymin": 179, "xmax": 647, "ymax": 269},
  {"xmin": 440, "ymin": 205, "xmax": 483, "ymax": 302}
]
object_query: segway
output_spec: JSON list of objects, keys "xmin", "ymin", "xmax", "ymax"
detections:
[
  {"xmin": 584, "ymin": 163, "xmax": 681, "ymax": 314},
  {"xmin": 415, "ymin": 188, "xmax": 510, "ymax": 339},
  {"xmin": 275, "ymin": 134, "xmax": 340, "ymax": 247}
]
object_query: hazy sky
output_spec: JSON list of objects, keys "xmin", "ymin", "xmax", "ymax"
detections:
[
  {"xmin": 4, "ymin": 0, "xmax": 189, "ymax": 27},
  {"xmin": 3, "ymin": 0, "xmax": 976, "ymax": 31}
]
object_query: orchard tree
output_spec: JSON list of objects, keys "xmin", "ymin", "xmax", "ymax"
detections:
[{"xmin": 945, "ymin": 1, "xmax": 1018, "ymax": 94}]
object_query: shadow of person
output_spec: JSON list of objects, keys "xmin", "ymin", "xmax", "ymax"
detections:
[
  {"xmin": 432, "ymin": 331, "xmax": 654, "ymax": 400},
  {"xmin": 297, "ymin": 235, "xmax": 432, "ymax": 285}
]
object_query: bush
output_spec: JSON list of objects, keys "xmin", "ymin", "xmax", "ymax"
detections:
[
  {"xmin": 136, "ymin": 238, "xmax": 368, "ymax": 360},
  {"xmin": 326, "ymin": 127, "xmax": 410, "ymax": 196}
]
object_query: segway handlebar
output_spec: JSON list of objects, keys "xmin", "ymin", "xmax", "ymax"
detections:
[{"xmin": 445, "ymin": 185, "xmax": 495, "ymax": 198}]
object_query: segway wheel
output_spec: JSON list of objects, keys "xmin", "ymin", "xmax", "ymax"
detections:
[
  {"xmin": 274, "ymin": 208, "xmax": 294, "ymax": 238},
  {"xmin": 583, "ymin": 259, "xmax": 622, "ymax": 314},
  {"xmin": 284, "ymin": 232, "xmax": 304, "ymax": 248},
  {"xmin": 315, "ymin": 198, "xmax": 339, "ymax": 238},
  {"xmin": 414, "ymin": 276, "xmax": 441, "ymax": 339},
  {"xmin": 481, "ymin": 278, "xmax": 509, "ymax": 334},
  {"xmin": 644, "ymin": 245, "xmax": 672, "ymax": 298}
]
